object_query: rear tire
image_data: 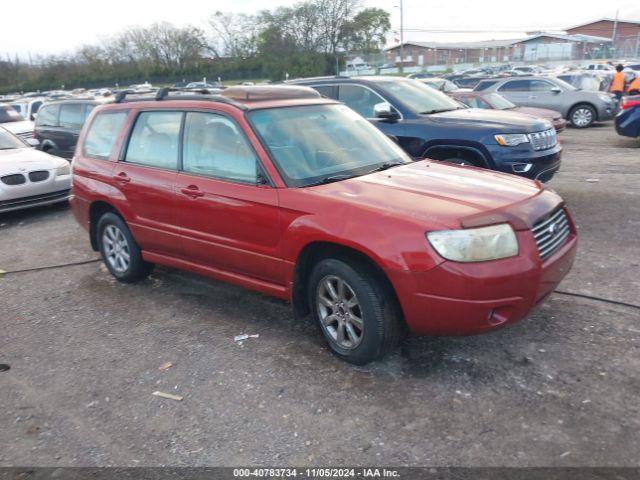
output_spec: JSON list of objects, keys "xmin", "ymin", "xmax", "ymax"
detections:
[
  {"xmin": 569, "ymin": 104, "xmax": 596, "ymax": 128},
  {"xmin": 308, "ymin": 258, "xmax": 402, "ymax": 365},
  {"xmin": 97, "ymin": 212, "xmax": 153, "ymax": 283}
]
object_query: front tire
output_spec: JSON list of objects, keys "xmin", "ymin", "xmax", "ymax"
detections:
[
  {"xmin": 97, "ymin": 212, "xmax": 153, "ymax": 283},
  {"xmin": 569, "ymin": 104, "xmax": 596, "ymax": 128},
  {"xmin": 308, "ymin": 258, "xmax": 402, "ymax": 365}
]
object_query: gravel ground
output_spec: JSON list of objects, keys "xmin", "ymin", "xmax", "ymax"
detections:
[{"xmin": 0, "ymin": 123, "xmax": 639, "ymax": 467}]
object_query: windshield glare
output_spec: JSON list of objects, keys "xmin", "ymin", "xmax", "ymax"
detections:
[
  {"xmin": 0, "ymin": 129, "xmax": 26, "ymax": 150},
  {"xmin": 249, "ymin": 104, "xmax": 411, "ymax": 187},
  {"xmin": 375, "ymin": 79, "xmax": 462, "ymax": 114},
  {"xmin": 485, "ymin": 93, "xmax": 516, "ymax": 109}
]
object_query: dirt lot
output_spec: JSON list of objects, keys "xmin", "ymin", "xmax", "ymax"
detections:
[{"xmin": 1, "ymin": 123, "xmax": 639, "ymax": 467}]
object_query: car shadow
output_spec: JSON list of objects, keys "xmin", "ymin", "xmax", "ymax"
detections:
[{"xmin": 0, "ymin": 202, "xmax": 70, "ymax": 227}]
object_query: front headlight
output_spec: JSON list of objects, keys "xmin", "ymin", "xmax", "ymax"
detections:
[
  {"xmin": 494, "ymin": 133, "xmax": 530, "ymax": 147},
  {"xmin": 426, "ymin": 223, "xmax": 518, "ymax": 262},
  {"xmin": 55, "ymin": 162, "xmax": 71, "ymax": 176}
]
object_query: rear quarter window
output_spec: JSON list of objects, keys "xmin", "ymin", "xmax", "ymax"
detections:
[
  {"xmin": 36, "ymin": 105, "xmax": 60, "ymax": 127},
  {"xmin": 83, "ymin": 111, "xmax": 128, "ymax": 160}
]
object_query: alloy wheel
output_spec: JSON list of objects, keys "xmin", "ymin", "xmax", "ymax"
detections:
[
  {"xmin": 102, "ymin": 224, "xmax": 131, "ymax": 273},
  {"xmin": 572, "ymin": 108, "xmax": 593, "ymax": 127},
  {"xmin": 316, "ymin": 275, "xmax": 364, "ymax": 349}
]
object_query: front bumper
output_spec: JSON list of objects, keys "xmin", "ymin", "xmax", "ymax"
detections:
[
  {"xmin": 486, "ymin": 143, "xmax": 562, "ymax": 182},
  {"xmin": 0, "ymin": 173, "xmax": 72, "ymax": 213},
  {"xmin": 386, "ymin": 227, "xmax": 577, "ymax": 336},
  {"xmin": 553, "ymin": 118, "xmax": 567, "ymax": 133},
  {"xmin": 596, "ymin": 104, "xmax": 616, "ymax": 121}
]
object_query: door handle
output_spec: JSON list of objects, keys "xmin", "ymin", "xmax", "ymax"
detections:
[
  {"xmin": 114, "ymin": 172, "xmax": 131, "ymax": 184},
  {"xmin": 180, "ymin": 185, "xmax": 204, "ymax": 198}
]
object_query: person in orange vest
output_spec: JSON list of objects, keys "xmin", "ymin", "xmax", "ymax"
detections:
[
  {"xmin": 628, "ymin": 75, "xmax": 640, "ymax": 96},
  {"xmin": 610, "ymin": 64, "xmax": 626, "ymax": 101}
]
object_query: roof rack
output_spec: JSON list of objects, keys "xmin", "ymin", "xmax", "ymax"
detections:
[{"xmin": 112, "ymin": 87, "xmax": 247, "ymax": 109}]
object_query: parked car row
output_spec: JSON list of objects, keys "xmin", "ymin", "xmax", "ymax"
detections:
[{"xmin": 65, "ymin": 85, "xmax": 577, "ymax": 364}]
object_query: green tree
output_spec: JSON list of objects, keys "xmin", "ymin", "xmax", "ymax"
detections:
[{"xmin": 341, "ymin": 7, "xmax": 390, "ymax": 54}]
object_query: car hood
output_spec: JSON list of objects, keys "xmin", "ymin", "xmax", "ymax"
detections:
[
  {"xmin": 511, "ymin": 106, "xmax": 563, "ymax": 120},
  {"xmin": 309, "ymin": 161, "xmax": 560, "ymax": 231},
  {"xmin": 427, "ymin": 108, "xmax": 551, "ymax": 132},
  {"xmin": 1, "ymin": 120, "xmax": 34, "ymax": 134},
  {"xmin": 0, "ymin": 148, "xmax": 65, "ymax": 175}
]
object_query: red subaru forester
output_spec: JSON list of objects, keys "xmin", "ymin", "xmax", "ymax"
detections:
[{"xmin": 70, "ymin": 85, "xmax": 577, "ymax": 364}]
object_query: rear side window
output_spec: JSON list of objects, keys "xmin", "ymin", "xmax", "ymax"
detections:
[
  {"xmin": 498, "ymin": 80, "xmax": 531, "ymax": 92},
  {"xmin": 474, "ymin": 80, "xmax": 498, "ymax": 91},
  {"xmin": 84, "ymin": 111, "xmax": 128, "ymax": 160},
  {"xmin": 59, "ymin": 103, "xmax": 84, "ymax": 128},
  {"xmin": 182, "ymin": 112, "xmax": 257, "ymax": 183},
  {"xmin": 36, "ymin": 104, "xmax": 59, "ymax": 127},
  {"xmin": 125, "ymin": 111, "xmax": 182, "ymax": 170}
]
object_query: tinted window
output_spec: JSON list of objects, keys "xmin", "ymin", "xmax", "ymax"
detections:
[
  {"xmin": 31, "ymin": 101, "xmax": 42, "ymax": 114},
  {"xmin": 84, "ymin": 111, "xmax": 128, "ymax": 159},
  {"xmin": 338, "ymin": 85, "xmax": 386, "ymax": 118},
  {"xmin": 59, "ymin": 103, "xmax": 84, "ymax": 128},
  {"xmin": 529, "ymin": 80, "xmax": 555, "ymax": 91},
  {"xmin": 0, "ymin": 106, "xmax": 23, "ymax": 123},
  {"xmin": 182, "ymin": 112, "xmax": 257, "ymax": 183},
  {"xmin": 125, "ymin": 111, "xmax": 182, "ymax": 169},
  {"xmin": 36, "ymin": 104, "xmax": 59, "ymax": 127},
  {"xmin": 474, "ymin": 80, "xmax": 498, "ymax": 91},
  {"xmin": 498, "ymin": 80, "xmax": 531, "ymax": 92},
  {"xmin": 311, "ymin": 85, "xmax": 337, "ymax": 99}
]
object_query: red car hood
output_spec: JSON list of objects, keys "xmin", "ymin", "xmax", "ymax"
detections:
[
  {"xmin": 511, "ymin": 106, "xmax": 563, "ymax": 120},
  {"xmin": 309, "ymin": 161, "xmax": 563, "ymax": 231}
]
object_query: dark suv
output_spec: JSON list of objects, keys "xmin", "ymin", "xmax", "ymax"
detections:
[
  {"xmin": 34, "ymin": 99, "xmax": 104, "ymax": 159},
  {"xmin": 290, "ymin": 76, "xmax": 562, "ymax": 182}
]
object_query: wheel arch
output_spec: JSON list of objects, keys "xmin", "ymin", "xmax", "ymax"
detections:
[
  {"xmin": 422, "ymin": 143, "xmax": 491, "ymax": 168},
  {"xmin": 88, "ymin": 201, "xmax": 124, "ymax": 251},
  {"xmin": 291, "ymin": 241, "xmax": 403, "ymax": 324}
]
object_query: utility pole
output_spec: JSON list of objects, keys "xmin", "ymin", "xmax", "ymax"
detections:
[
  {"xmin": 399, "ymin": 0, "xmax": 404, "ymax": 74},
  {"xmin": 612, "ymin": 9, "xmax": 619, "ymax": 58}
]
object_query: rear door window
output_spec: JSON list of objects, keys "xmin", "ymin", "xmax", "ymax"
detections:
[
  {"xmin": 36, "ymin": 104, "xmax": 60, "ymax": 127},
  {"xmin": 125, "ymin": 111, "xmax": 182, "ymax": 170},
  {"xmin": 84, "ymin": 111, "xmax": 128, "ymax": 160},
  {"xmin": 59, "ymin": 103, "xmax": 84, "ymax": 128}
]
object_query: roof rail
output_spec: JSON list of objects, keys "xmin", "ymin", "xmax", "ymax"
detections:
[{"xmin": 112, "ymin": 87, "xmax": 247, "ymax": 109}]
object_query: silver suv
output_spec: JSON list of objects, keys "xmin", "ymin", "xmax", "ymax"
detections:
[{"xmin": 474, "ymin": 76, "xmax": 616, "ymax": 128}]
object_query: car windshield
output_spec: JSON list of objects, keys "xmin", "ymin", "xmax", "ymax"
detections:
[
  {"xmin": 485, "ymin": 93, "xmax": 516, "ymax": 109},
  {"xmin": 374, "ymin": 79, "xmax": 463, "ymax": 114},
  {"xmin": 249, "ymin": 104, "xmax": 412, "ymax": 187},
  {"xmin": 0, "ymin": 128, "xmax": 26, "ymax": 150}
]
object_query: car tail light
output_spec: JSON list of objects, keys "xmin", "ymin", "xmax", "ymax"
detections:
[{"xmin": 621, "ymin": 99, "xmax": 640, "ymax": 110}]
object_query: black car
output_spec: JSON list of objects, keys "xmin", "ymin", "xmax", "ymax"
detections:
[
  {"xmin": 34, "ymin": 99, "xmax": 103, "ymax": 159},
  {"xmin": 289, "ymin": 76, "xmax": 562, "ymax": 182}
]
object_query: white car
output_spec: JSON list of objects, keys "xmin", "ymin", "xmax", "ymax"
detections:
[
  {"xmin": 0, "ymin": 103, "xmax": 34, "ymax": 143},
  {"xmin": 9, "ymin": 97, "xmax": 46, "ymax": 121},
  {"xmin": 0, "ymin": 127, "xmax": 71, "ymax": 213}
]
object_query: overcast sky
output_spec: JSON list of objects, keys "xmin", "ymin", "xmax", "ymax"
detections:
[{"xmin": 2, "ymin": 0, "xmax": 640, "ymax": 58}]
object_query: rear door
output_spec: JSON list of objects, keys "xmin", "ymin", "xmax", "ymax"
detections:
[
  {"xmin": 114, "ymin": 110, "xmax": 182, "ymax": 257},
  {"xmin": 35, "ymin": 104, "xmax": 62, "ymax": 153},
  {"xmin": 174, "ymin": 111, "xmax": 283, "ymax": 284}
]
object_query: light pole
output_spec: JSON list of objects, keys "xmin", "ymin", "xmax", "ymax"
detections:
[{"xmin": 397, "ymin": 0, "xmax": 404, "ymax": 74}]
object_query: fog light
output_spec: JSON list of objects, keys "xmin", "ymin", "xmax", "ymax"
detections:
[{"xmin": 512, "ymin": 163, "xmax": 533, "ymax": 173}]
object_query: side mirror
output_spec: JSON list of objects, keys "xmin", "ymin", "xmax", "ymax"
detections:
[
  {"xmin": 26, "ymin": 138, "xmax": 40, "ymax": 147},
  {"xmin": 550, "ymin": 86, "xmax": 562, "ymax": 94},
  {"xmin": 374, "ymin": 102, "xmax": 399, "ymax": 120}
]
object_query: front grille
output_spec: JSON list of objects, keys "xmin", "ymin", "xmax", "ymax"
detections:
[
  {"xmin": 28, "ymin": 170, "xmax": 49, "ymax": 182},
  {"xmin": 532, "ymin": 208, "xmax": 571, "ymax": 260},
  {"xmin": 0, "ymin": 189, "xmax": 70, "ymax": 211},
  {"xmin": 528, "ymin": 128, "xmax": 557, "ymax": 151},
  {"xmin": 1, "ymin": 174, "xmax": 26, "ymax": 185}
]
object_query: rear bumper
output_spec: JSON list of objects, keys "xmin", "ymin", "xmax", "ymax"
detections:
[
  {"xmin": 614, "ymin": 109, "xmax": 640, "ymax": 138},
  {"xmin": 386, "ymin": 228, "xmax": 577, "ymax": 336}
]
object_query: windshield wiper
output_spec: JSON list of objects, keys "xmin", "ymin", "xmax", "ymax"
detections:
[
  {"xmin": 304, "ymin": 174, "xmax": 359, "ymax": 187},
  {"xmin": 419, "ymin": 108, "xmax": 456, "ymax": 115},
  {"xmin": 366, "ymin": 160, "xmax": 405, "ymax": 173}
]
